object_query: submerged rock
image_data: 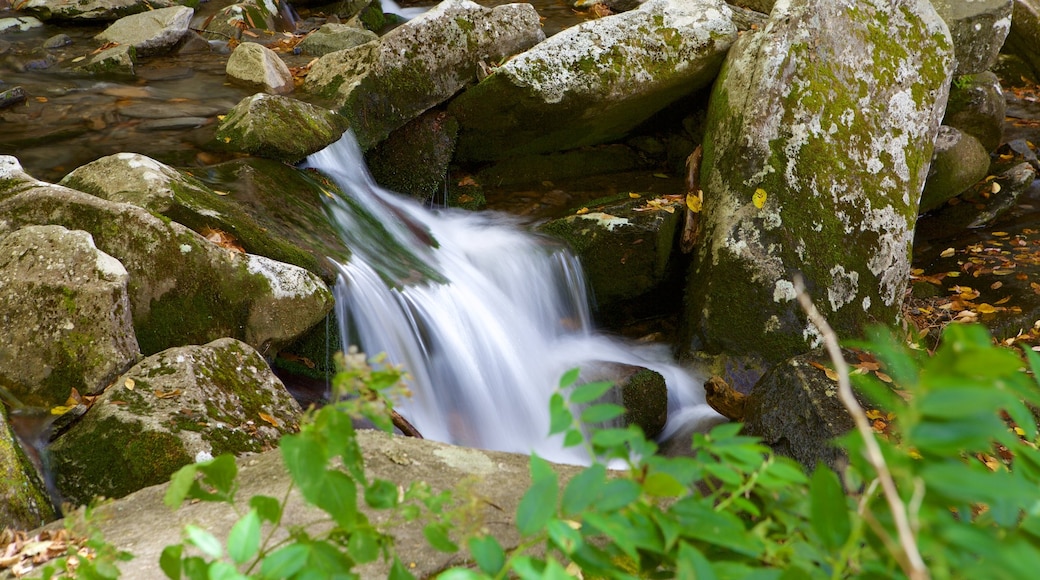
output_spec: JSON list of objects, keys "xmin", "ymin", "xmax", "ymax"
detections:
[
  {"xmin": 215, "ymin": 93, "xmax": 350, "ymax": 163},
  {"xmin": 0, "ymin": 225, "xmax": 139, "ymax": 408},
  {"xmin": 50, "ymin": 338, "xmax": 302, "ymax": 507},
  {"xmin": 683, "ymin": 0, "xmax": 953, "ymax": 370},
  {"xmin": 94, "ymin": 5, "xmax": 194, "ymax": 56},
  {"xmin": 450, "ymin": 0, "xmax": 737, "ymax": 161}
]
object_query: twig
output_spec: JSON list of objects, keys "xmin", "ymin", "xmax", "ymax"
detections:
[{"xmin": 793, "ymin": 275, "xmax": 928, "ymax": 580}]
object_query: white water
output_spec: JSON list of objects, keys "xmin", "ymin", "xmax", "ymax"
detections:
[{"xmin": 304, "ymin": 134, "xmax": 722, "ymax": 464}]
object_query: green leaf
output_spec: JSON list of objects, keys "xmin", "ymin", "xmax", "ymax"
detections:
[
  {"xmin": 562, "ymin": 429, "xmax": 584, "ymax": 448},
  {"xmin": 159, "ymin": 544, "xmax": 182, "ymax": 580},
  {"xmin": 389, "ymin": 556, "xmax": 417, "ymax": 580},
  {"xmin": 249, "ymin": 495, "xmax": 282, "ymax": 525},
  {"xmin": 348, "ymin": 528, "xmax": 381, "ymax": 563},
  {"xmin": 468, "ymin": 535, "xmax": 505, "ymax": 575},
  {"xmin": 559, "ymin": 368, "xmax": 581, "ymax": 389},
  {"xmin": 184, "ymin": 525, "xmax": 222, "ymax": 560},
  {"xmin": 677, "ymin": 542, "xmax": 717, "ymax": 579},
  {"xmin": 918, "ymin": 387, "xmax": 1013, "ymax": 420},
  {"xmin": 643, "ymin": 471, "xmax": 686, "ymax": 498},
  {"xmin": 206, "ymin": 561, "xmax": 248, "ymax": 580},
  {"xmin": 423, "ymin": 522, "xmax": 459, "ymax": 553},
  {"xmin": 546, "ymin": 519, "xmax": 583, "ymax": 554},
  {"xmin": 227, "ymin": 509, "xmax": 261, "ymax": 565},
  {"xmin": 590, "ymin": 427, "xmax": 635, "ymax": 449},
  {"xmin": 549, "ymin": 393, "xmax": 572, "ymax": 436},
  {"xmin": 312, "ymin": 470, "xmax": 359, "ymax": 528},
  {"xmin": 365, "ymin": 478, "xmax": 399, "ymax": 509},
  {"xmin": 195, "ymin": 454, "xmax": 238, "ymax": 499},
  {"xmin": 516, "ymin": 454, "xmax": 559, "ymax": 536},
  {"xmin": 562, "ymin": 463, "xmax": 605, "ymax": 516},
  {"xmin": 809, "ymin": 467, "xmax": 850, "ymax": 551},
  {"xmin": 280, "ymin": 435, "xmax": 328, "ymax": 496},
  {"xmin": 581, "ymin": 403, "xmax": 626, "ymax": 424},
  {"xmin": 437, "ymin": 570, "xmax": 483, "ymax": 580},
  {"xmin": 164, "ymin": 464, "xmax": 198, "ymax": 509},
  {"xmin": 594, "ymin": 479, "xmax": 642, "ymax": 512},
  {"xmin": 570, "ymin": 380, "xmax": 613, "ymax": 404}
]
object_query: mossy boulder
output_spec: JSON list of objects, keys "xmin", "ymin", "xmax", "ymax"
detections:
[
  {"xmin": 449, "ymin": 0, "xmax": 737, "ymax": 162},
  {"xmin": 367, "ymin": 110, "xmax": 459, "ymax": 204},
  {"xmin": 920, "ymin": 126, "xmax": 991, "ymax": 213},
  {"xmin": 17, "ymin": 0, "xmax": 175, "ymax": 22},
  {"xmin": 683, "ymin": 0, "xmax": 953, "ymax": 367},
  {"xmin": 215, "ymin": 93, "xmax": 350, "ymax": 163},
  {"xmin": 50, "ymin": 338, "xmax": 302, "ymax": 507},
  {"xmin": 297, "ymin": 23, "xmax": 378, "ymax": 56},
  {"xmin": 94, "ymin": 5, "xmax": 193, "ymax": 57},
  {"xmin": 944, "ymin": 71, "xmax": 1006, "ymax": 151},
  {"xmin": 304, "ymin": 0, "xmax": 544, "ymax": 149},
  {"xmin": 225, "ymin": 42, "xmax": 294, "ymax": 95},
  {"xmin": 0, "ymin": 157, "xmax": 333, "ymax": 356},
  {"xmin": 1005, "ymin": 0, "xmax": 1040, "ymax": 80},
  {"xmin": 0, "ymin": 225, "xmax": 140, "ymax": 408},
  {"xmin": 79, "ymin": 44, "xmax": 136, "ymax": 76},
  {"xmin": 932, "ymin": 0, "xmax": 1012, "ymax": 75},
  {"xmin": 0, "ymin": 406, "xmax": 57, "ymax": 529},
  {"xmin": 195, "ymin": 0, "xmax": 285, "ymax": 40}
]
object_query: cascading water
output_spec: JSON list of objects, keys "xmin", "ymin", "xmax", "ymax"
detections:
[{"xmin": 304, "ymin": 133, "xmax": 722, "ymax": 464}]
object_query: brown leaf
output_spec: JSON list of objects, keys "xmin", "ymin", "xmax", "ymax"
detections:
[{"xmin": 258, "ymin": 412, "xmax": 280, "ymax": 427}]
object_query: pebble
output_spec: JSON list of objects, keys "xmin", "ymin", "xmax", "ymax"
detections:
[{"xmin": 43, "ymin": 34, "xmax": 72, "ymax": 49}]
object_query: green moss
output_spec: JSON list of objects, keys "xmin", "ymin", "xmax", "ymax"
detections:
[{"xmin": 0, "ymin": 409, "xmax": 56, "ymax": 527}]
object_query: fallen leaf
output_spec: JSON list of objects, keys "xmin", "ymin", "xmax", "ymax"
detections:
[
  {"xmin": 940, "ymin": 247, "xmax": 956, "ymax": 258},
  {"xmin": 991, "ymin": 281, "xmax": 1003, "ymax": 290},
  {"xmin": 753, "ymin": 188, "xmax": 767, "ymax": 209},
  {"xmin": 124, "ymin": 378, "xmax": 135, "ymax": 390},
  {"xmin": 154, "ymin": 389, "xmax": 182, "ymax": 399},
  {"xmin": 457, "ymin": 175, "xmax": 477, "ymax": 187},
  {"xmin": 629, "ymin": 192, "xmax": 641, "ymax": 198},
  {"xmin": 258, "ymin": 412, "xmax": 280, "ymax": 427},
  {"xmin": 976, "ymin": 303, "xmax": 997, "ymax": 314},
  {"xmin": 575, "ymin": 207, "xmax": 589, "ymax": 215},
  {"xmin": 874, "ymin": 371, "xmax": 893, "ymax": 383},
  {"xmin": 686, "ymin": 191, "xmax": 702, "ymax": 213}
]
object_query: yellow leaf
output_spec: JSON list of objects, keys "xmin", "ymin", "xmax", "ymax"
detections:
[
  {"xmin": 575, "ymin": 207, "xmax": 589, "ymax": 215},
  {"xmin": 629, "ymin": 192, "xmax": 641, "ymax": 199},
  {"xmin": 259, "ymin": 412, "xmax": 280, "ymax": 427},
  {"xmin": 652, "ymin": 173, "xmax": 668, "ymax": 179},
  {"xmin": 940, "ymin": 247, "xmax": 955, "ymax": 258},
  {"xmin": 686, "ymin": 191, "xmax": 702, "ymax": 213},
  {"xmin": 752, "ymin": 188, "xmax": 767, "ymax": 209},
  {"xmin": 50, "ymin": 405, "xmax": 74, "ymax": 416},
  {"xmin": 124, "ymin": 378, "xmax": 135, "ymax": 390},
  {"xmin": 991, "ymin": 182, "xmax": 1001, "ymax": 194},
  {"xmin": 976, "ymin": 303, "xmax": 997, "ymax": 314}
]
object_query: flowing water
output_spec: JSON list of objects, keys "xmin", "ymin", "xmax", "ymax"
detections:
[{"xmin": 305, "ymin": 134, "xmax": 722, "ymax": 464}]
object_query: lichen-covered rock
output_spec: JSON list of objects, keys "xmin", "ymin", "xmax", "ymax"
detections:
[
  {"xmin": 225, "ymin": 42, "xmax": 293, "ymax": 95},
  {"xmin": 94, "ymin": 5, "xmax": 193, "ymax": 56},
  {"xmin": 304, "ymin": 0, "xmax": 544, "ymax": 149},
  {"xmin": 683, "ymin": 0, "xmax": 953, "ymax": 367},
  {"xmin": 541, "ymin": 193, "xmax": 684, "ymax": 307},
  {"xmin": 17, "ymin": 0, "xmax": 175, "ymax": 22},
  {"xmin": 920, "ymin": 126, "xmax": 991, "ymax": 213},
  {"xmin": 195, "ymin": 0, "xmax": 286, "ymax": 40},
  {"xmin": 944, "ymin": 71, "xmax": 1006, "ymax": 151},
  {"xmin": 0, "ymin": 16, "xmax": 44, "ymax": 32},
  {"xmin": 449, "ymin": 0, "xmax": 737, "ymax": 162},
  {"xmin": 0, "ymin": 225, "xmax": 139, "ymax": 407},
  {"xmin": 79, "ymin": 44, "xmax": 136, "ymax": 76},
  {"xmin": 932, "ymin": 0, "xmax": 1012, "ymax": 75},
  {"xmin": 297, "ymin": 23, "xmax": 378, "ymax": 56},
  {"xmin": 0, "ymin": 406, "xmax": 57, "ymax": 529},
  {"xmin": 50, "ymin": 338, "xmax": 302, "ymax": 507},
  {"xmin": 0, "ymin": 157, "xmax": 333, "ymax": 356},
  {"xmin": 60, "ymin": 152, "xmax": 337, "ymax": 282},
  {"xmin": 367, "ymin": 110, "xmax": 459, "ymax": 204},
  {"xmin": 215, "ymin": 93, "xmax": 350, "ymax": 163}
]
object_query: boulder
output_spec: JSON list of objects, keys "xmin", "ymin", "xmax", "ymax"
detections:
[
  {"xmin": 94, "ymin": 5, "xmax": 193, "ymax": 56},
  {"xmin": 449, "ymin": 0, "xmax": 737, "ymax": 162},
  {"xmin": 0, "ymin": 406, "xmax": 56, "ymax": 530},
  {"xmin": 943, "ymin": 71, "xmax": 1006, "ymax": 151},
  {"xmin": 79, "ymin": 44, "xmax": 136, "ymax": 76},
  {"xmin": 0, "ymin": 225, "xmax": 139, "ymax": 407},
  {"xmin": 682, "ymin": 0, "xmax": 953, "ymax": 372},
  {"xmin": 304, "ymin": 0, "xmax": 544, "ymax": 149},
  {"xmin": 0, "ymin": 16, "xmax": 43, "ymax": 32},
  {"xmin": 475, "ymin": 144, "xmax": 648, "ymax": 188},
  {"xmin": 60, "ymin": 153, "xmax": 337, "ymax": 282},
  {"xmin": 16, "ymin": 0, "xmax": 176, "ymax": 22},
  {"xmin": 215, "ymin": 93, "xmax": 350, "ymax": 163},
  {"xmin": 0, "ymin": 157, "xmax": 333, "ymax": 356},
  {"xmin": 578, "ymin": 362, "xmax": 669, "ymax": 438},
  {"xmin": 919, "ymin": 126, "xmax": 991, "ymax": 214},
  {"xmin": 921, "ymin": 160, "xmax": 1036, "ymax": 231},
  {"xmin": 367, "ymin": 110, "xmax": 460, "ymax": 204},
  {"xmin": 932, "ymin": 0, "xmax": 1012, "ymax": 75},
  {"xmin": 297, "ymin": 23, "xmax": 378, "ymax": 56},
  {"xmin": 726, "ymin": 0, "xmax": 773, "ymax": 13},
  {"xmin": 225, "ymin": 42, "xmax": 294, "ymax": 95},
  {"xmin": 1006, "ymin": 0, "xmax": 1040, "ymax": 79},
  {"xmin": 194, "ymin": 0, "xmax": 288, "ymax": 40},
  {"xmin": 50, "ymin": 338, "xmax": 302, "ymax": 507}
]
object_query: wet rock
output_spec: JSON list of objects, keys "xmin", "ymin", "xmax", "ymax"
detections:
[
  {"xmin": 1, "ymin": 404, "xmax": 59, "ymax": 529},
  {"xmin": 0, "ymin": 225, "xmax": 140, "ymax": 408},
  {"xmin": 683, "ymin": 0, "xmax": 953, "ymax": 367},
  {"xmin": 0, "ymin": 86, "xmax": 27, "ymax": 110},
  {"xmin": 305, "ymin": 0, "xmax": 544, "ymax": 149},
  {"xmin": 475, "ymin": 145, "xmax": 647, "ymax": 188},
  {"xmin": 215, "ymin": 93, "xmax": 349, "ymax": 163},
  {"xmin": 741, "ymin": 350, "xmax": 862, "ymax": 472},
  {"xmin": 943, "ymin": 71, "xmax": 1006, "ymax": 152},
  {"xmin": 0, "ymin": 16, "xmax": 43, "ymax": 32},
  {"xmin": 17, "ymin": 0, "xmax": 176, "ymax": 22},
  {"xmin": 194, "ymin": 0, "xmax": 287, "ymax": 41},
  {"xmin": 920, "ymin": 126, "xmax": 991, "ymax": 214},
  {"xmin": 579, "ymin": 362, "xmax": 669, "ymax": 438},
  {"xmin": 136, "ymin": 117, "xmax": 209, "ymax": 130},
  {"xmin": 0, "ymin": 157, "xmax": 333, "ymax": 356},
  {"xmin": 1006, "ymin": 0, "xmax": 1040, "ymax": 78},
  {"xmin": 42, "ymin": 33, "xmax": 72, "ymax": 49},
  {"xmin": 296, "ymin": 22, "xmax": 378, "ymax": 56},
  {"xmin": 225, "ymin": 41, "xmax": 293, "ymax": 95},
  {"xmin": 116, "ymin": 102, "xmax": 224, "ymax": 119},
  {"xmin": 932, "ymin": 0, "xmax": 1012, "ymax": 75},
  {"xmin": 449, "ymin": 0, "xmax": 737, "ymax": 162},
  {"xmin": 923, "ymin": 161, "xmax": 1036, "ymax": 230},
  {"xmin": 50, "ymin": 338, "xmax": 302, "ymax": 507},
  {"xmin": 95, "ymin": 5, "xmax": 193, "ymax": 56},
  {"xmin": 541, "ymin": 193, "xmax": 684, "ymax": 307},
  {"xmin": 79, "ymin": 43, "xmax": 136, "ymax": 76},
  {"xmin": 367, "ymin": 110, "xmax": 459, "ymax": 204}
]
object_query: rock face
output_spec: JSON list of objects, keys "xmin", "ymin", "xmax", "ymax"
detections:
[
  {"xmin": 366, "ymin": 110, "xmax": 459, "ymax": 204},
  {"xmin": 215, "ymin": 93, "xmax": 350, "ymax": 163},
  {"xmin": 931, "ymin": 0, "xmax": 1012, "ymax": 75},
  {"xmin": 297, "ymin": 23, "xmax": 378, "ymax": 56},
  {"xmin": 0, "ymin": 407, "xmax": 56, "ymax": 530},
  {"xmin": 18, "ymin": 0, "xmax": 176, "ymax": 22},
  {"xmin": 683, "ymin": 0, "xmax": 954, "ymax": 372},
  {"xmin": 304, "ymin": 0, "xmax": 544, "ymax": 149},
  {"xmin": 0, "ymin": 225, "xmax": 139, "ymax": 407},
  {"xmin": 94, "ymin": 5, "xmax": 194, "ymax": 56},
  {"xmin": 225, "ymin": 42, "xmax": 294, "ymax": 95},
  {"xmin": 50, "ymin": 338, "xmax": 302, "ymax": 507},
  {"xmin": 450, "ymin": 0, "xmax": 738, "ymax": 162}
]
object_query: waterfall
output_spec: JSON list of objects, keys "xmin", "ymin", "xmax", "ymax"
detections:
[{"xmin": 304, "ymin": 133, "xmax": 722, "ymax": 464}]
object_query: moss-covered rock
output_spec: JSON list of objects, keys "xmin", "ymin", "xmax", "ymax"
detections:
[
  {"xmin": 920, "ymin": 126, "xmax": 991, "ymax": 213},
  {"xmin": 215, "ymin": 93, "xmax": 350, "ymax": 163},
  {"xmin": 449, "ymin": 0, "xmax": 737, "ymax": 162},
  {"xmin": 0, "ymin": 225, "xmax": 139, "ymax": 407},
  {"xmin": 196, "ymin": 0, "xmax": 286, "ymax": 40},
  {"xmin": 304, "ymin": 0, "xmax": 544, "ymax": 149},
  {"xmin": 79, "ymin": 44, "xmax": 136, "ymax": 77},
  {"xmin": 366, "ymin": 110, "xmax": 459, "ymax": 204},
  {"xmin": 931, "ymin": 0, "xmax": 1012, "ymax": 75},
  {"xmin": 225, "ymin": 42, "xmax": 294, "ymax": 95},
  {"xmin": 943, "ymin": 71, "xmax": 1006, "ymax": 151},
  {"xmin": 682, "ymin": 0, "xmax": 953, "ymax": 367},
  {"xmin": 0, "ymin": 406, "xmax": 57, "ymax": 529},
  {"xmin": 50, "ymin": 338, "xmax": 302, "ymax": 507},
  {"xmin": 297, "ymin": 23, "xmax": 378, "ymax": 56}
]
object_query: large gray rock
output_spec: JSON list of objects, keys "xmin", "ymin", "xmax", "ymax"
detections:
[
  {"xmin": 367, "ymin": 110, "xmax": 460, "ymax": 205},
  {"xmin": 450, "ymin": 0, "xmax": 737, "ymax": 162},
  {"xmin": 0, "ymin": 157, "xmax": 333, "ymax": 356},
  {"xmin": 17, "ymin": 0, "xmax": 176, "ymax": 22},
  {"xmin": 225, "ymin": 42, "xmax": 294, "ymax": 95},
  {"xmin": 50, "ymin": 338, "xmax": 302, "ymax": 507},
  {"xmin": 0, "ymin": 225, "xmax": 139, "ymax": 407},
  {"xmin": 943, "ymin": 71, "xmax": 1006, "ymax": 152},
  {"xmin": 1, "ymin": 406, "xmax": 57, "ymax": 530},
  {"xmin": 919, "ymin": 126, "xmax": 991, "ymax": 213},
  {"xmin": 304, "ymin": 0, "xmax": 544, "ymax": 149},
  {"xmin": 932, "ymin": 0, "xmax": 1012, "ymax": 75},
  {"xmin": 94, "ymin": 5, "xmax": 193, "ymax": 56},
  {"xmin": 297, "ymin": 23, "xmax": 378, "ymax": 56},
  {"xmin": 683, "ymin": 0, "xmax": 953, "ymax": 369},
  {"xmin": 215, "ymin": 93, "xmax": 350, "ymax": 163}
]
